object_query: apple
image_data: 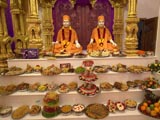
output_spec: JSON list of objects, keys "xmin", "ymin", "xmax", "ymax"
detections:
[{"xmin": 150, "ymin": 104, "xmax": 154, "ymax": 110}]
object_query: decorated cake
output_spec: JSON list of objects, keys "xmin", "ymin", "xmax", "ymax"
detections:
[
  {"xmin": 42, "ymin": 92, "xmax": 60, "ymax": 118},
  {"xmin": 79, "ymin": 70, "xmax": 97, "ymax": 82},
  {"xmin": 77, "ymin": 83, "xmax": 100, "ymax": 96}
]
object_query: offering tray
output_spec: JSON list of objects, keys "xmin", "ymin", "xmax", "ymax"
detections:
[
  {"xmin": 138, "ymin": 103, "xmax": 160, "ymax": 119},
  {"xmin": 85, "ymin": 103, "xmax": 109, "ymax": 119},
  {"xmin": 74, "ymin": 53, "xmax": 87, "ymax": 58},
  {"xmin": 89, "ymin": 51, "xmax": 110, "ymax": 57},
  {"xmin": 54, "ymin": 53, "xmax": 73, "ymax": 58}
]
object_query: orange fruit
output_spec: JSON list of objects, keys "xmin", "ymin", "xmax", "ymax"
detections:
[
  {"xmin": 143, "ymin": 102, "xmax": 148, "ymax": 107},
  {"xmin": 154, "ymin": 102, "xmax": 159, "ymax": 107},
  {"xmin": 150, "ymin": 110, "xmax": 157, "ymax": 117},
  {"xmin": 154, "ymin": 107, "xmax": 159, "ymax": 113},
  {"xmin": 141, "ymin": 105, "xmax": 146, "ymax": 111}
]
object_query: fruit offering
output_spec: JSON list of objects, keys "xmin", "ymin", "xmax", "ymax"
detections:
[
  {"xmin": 140, "ymin": 77, "xmax": 159, "ymax": 90},
  {"xmin": 138, "ymin": 90, "xmax": 160, "ymax": 118}
]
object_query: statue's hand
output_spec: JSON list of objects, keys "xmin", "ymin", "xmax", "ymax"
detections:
[
  {"xmin": 89, "ymin": 38, "xmax": 94, "ymax": 44},
  {"xmin": 110, "ymin": 39, "xmax": 117, "ymax": 46},
  {"xmin": 60, "ymin": 49, "xmax": 65, "ymax": 53},
  {"xmin": 76, "ymin": 43, "xmax": 81, "ymax": 48},
  {"xmin": 75, "ymin": 41, "xmax": 81, "ymax": 48},
  {"xmin": 113, "ymin": 43, "xmax": 117, "ymax": 46}
]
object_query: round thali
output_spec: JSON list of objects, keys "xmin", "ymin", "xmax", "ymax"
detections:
[{"xmin": 85, "ymin": 103, "xmax": 109, "ymax": 119}]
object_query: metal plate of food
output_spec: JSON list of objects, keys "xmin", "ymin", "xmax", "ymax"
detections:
[
  {"xmin": 54, "ymin": 53, "xmax": 73, "ymax": 58},
  {"xmin": 85, "ymin": 103, "xmax": 109, "ymax": 119}
]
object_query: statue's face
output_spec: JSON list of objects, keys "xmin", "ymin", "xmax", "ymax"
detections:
[
  {"xmin": 98, "ymin": 20, "xmax": 105, "ymax": 27},
  {"xmin": 63, "ymin": 20, "xmax": 70, "ymax": 27}
]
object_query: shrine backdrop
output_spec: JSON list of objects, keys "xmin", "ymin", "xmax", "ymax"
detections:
[
  {"xmin": 53, "ymin": 0, "xmax": 114, "ymax": 49},
  {"xmin": 5, "ymin": 0, "xmax": 114, "ymax": 50}
]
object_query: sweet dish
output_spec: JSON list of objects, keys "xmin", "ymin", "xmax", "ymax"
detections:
[
  {"xmin": 77, "ymin": 83, "xmax": 100, "ymax": 96},
  {"xmin": 124, "ymin": 99, "xmax": 137, "ymax": 111},
  {"xmin": 29, "ymin": 105, "xmax": 41, "ymax": 116},
  {"xmin": 0, "ymin": 106, "xmax": 12, "ymax": 117},
  {"xmin": 79, "ymin": 70, "xmax": 97, "ymax": 82},
  {"xmin": 42, "ymin": 92, "xmax": 60, "ymax": 118},
  {"xmin": 72, "ymin": 104, "xmax": 85, "ymax": 115},
  {"xmin": 116, "ymin": 102, "xmax": 126, "ymax": 111},
  {"xmin": 60, "ymin": 105, "xmax": 72, "ymax": 115}
]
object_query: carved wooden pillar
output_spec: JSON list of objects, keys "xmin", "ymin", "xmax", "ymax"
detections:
[
  {"xmin": 41, "ymin": 0, "xmax": 57, "ymax": 51},
  {"xmin": 125, "ymin": 0, "xmax": 139, "ymax": 56},
  {"xmin": 10, "ymin": 0, "xmax": 28, "ymax": 55},
  {"xmin": 10, "ymin": 0, "xmax": 18, "ymax": 35},
  {"xmin": 109, "ymin": 0, "xmax": 127, "ymax": 50},
  {"xmin": 27, "ymin": 0, "xmax": 42, "ymax": 49},
  {"xmin": 0, "ymin": 0, "xmax": 12, "ymax": 68},
  {"xmin": 0, "ymin": 15, "xmax": 3, "ymax": 37},
  {"xmin": 19, "ymin": 13, "xmax": 25, "ymax": 35},
  {"xmin": 1, "ymin": 7, "xmax": 8, "ymax": 36}
]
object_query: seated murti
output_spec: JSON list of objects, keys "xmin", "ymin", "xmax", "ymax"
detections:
[
  {"xmin": 53, "ymin": 15, "xmax": 82, "ymax": 54},
  {"xmin": 87, "ymin": 15, "xmax": 118, "ymax": 54}
]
